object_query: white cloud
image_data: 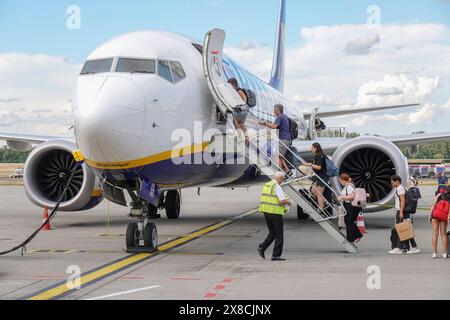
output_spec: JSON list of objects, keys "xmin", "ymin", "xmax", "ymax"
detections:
[
  {"xmin": 356, "ymin": 74, "xmax": 440, "ymax": 108},
  {"xmin": 0, "ymin": 111, "xmax": 21, "ymax": 127},
  {"xmin": 345, "ymin": 33, "xmax": 381, "ymax": 55},
  {"xmin": 0, "ymin": 53, "xmax": 81, "ymax": 136},
  {"xmin": 225, "ymin": 23, "xmax": 450, "ymax": 134}
]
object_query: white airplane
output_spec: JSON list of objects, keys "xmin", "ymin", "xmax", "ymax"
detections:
[{"xmin": 1, "ymin": 0, "xmax": 449, "ymax": 251}]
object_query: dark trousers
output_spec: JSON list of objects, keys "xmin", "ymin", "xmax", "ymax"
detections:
[
  {"xmin": 259, "ymin": 213, "xmax": 284, "ymax": 258},
  {"xmin": 395, "ymin": 211, "xmax": 418, "ymax": 249},
  {"xmin": 344, "ymin": 203, "xmax": 363, "ymax": 243}
]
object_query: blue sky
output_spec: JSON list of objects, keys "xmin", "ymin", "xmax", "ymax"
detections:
[{"xmin": 0, "ymin": 0, "xmax": 449, "ymax": 64}]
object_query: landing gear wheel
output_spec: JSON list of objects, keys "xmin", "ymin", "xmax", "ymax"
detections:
[
  {"xmin": 297, "ymin": 206, "xmax": 309, "ymax": 220},
  {"xmin": 126, "ymin": 222, "xmax": 140, "ymax": 249},
  {"xmin": 143, "ymin": 223, "xmax": 158, "ymax": 252},
  {"xmin": 165, "ymin": 190, "xmax": 181, "ymax": 219}
]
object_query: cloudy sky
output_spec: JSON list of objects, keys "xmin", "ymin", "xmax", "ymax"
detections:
[{"xmin": 0, "ymin": 0, "xmax": 449, "ymax": 140}]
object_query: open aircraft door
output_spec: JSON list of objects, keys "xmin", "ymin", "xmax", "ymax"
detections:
[
  {"xmin": 202, "ymin": 29, "xmax": 246, "ymax": 116},
  {"xmin": 307, "ymin": 108, "xmax": 319, "ymax": 140}
]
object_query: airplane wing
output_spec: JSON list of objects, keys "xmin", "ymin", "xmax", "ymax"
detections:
[
  {"xmin": 0, "ymin": 132, "xmax": 66, "ymax": 144},
  {"xmin": 304, "ymin": 104, "xmax": 420, "ymax": 120},
  {"xmin": 0, "ymin": 132, "xmax": 73, "ymax": 151},
  {"xmin": 293, "ymin": 132, "xmax": 450, "ymax": 155}
]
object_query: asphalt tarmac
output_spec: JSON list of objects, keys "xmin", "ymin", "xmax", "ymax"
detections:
[{"xmin": 0, "ymin": 185, "xmax": 448, "ymax": 300}]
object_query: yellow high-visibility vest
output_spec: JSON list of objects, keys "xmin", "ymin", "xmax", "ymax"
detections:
[{"xmin": 259, "ymin": 180, "xmax": 287, "ymax": 216}]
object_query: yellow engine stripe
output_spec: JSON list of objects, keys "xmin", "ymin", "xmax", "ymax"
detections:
[
  {"xmin": 84, "ymin": 142, "xmax": 210, "ymax": 170},
  {"xmin": 27, "ymin": 209, "xmax": 257, "ymax": 300}
]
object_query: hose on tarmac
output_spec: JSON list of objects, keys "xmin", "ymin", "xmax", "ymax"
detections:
[{"xmin": 0, "ymin": 163, "xmax": 81, "ymax": 256}]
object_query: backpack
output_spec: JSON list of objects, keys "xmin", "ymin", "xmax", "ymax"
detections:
[
  {"xmin": 432, "ymin": 196, "xmax": 450, "ymax": 222},
  {"xmin": 241, "ymin": 88, "xmax": 257, "ymax": 108},
  {"xmin": 325, "ymin": 157, "xmax": 339, "ymax": 178},
  {"xmin": 396, "ymin": 187, "xmax": 419, "ymax": 214},
  {"xmin": 409, "ymin": 187, "xmax": 422, "ymax": 200},
  {"xmin": 288, "ymin": 117, "xmax": 299, "ymax": 140},
  {"xmin": 352, "ymin": 187, "xmax": 368, "ymax": 208}
]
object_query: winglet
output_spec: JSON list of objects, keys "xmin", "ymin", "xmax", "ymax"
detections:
[{"xmin": 269, "ymin": 0, "xmax": 286, "ymax": 93}]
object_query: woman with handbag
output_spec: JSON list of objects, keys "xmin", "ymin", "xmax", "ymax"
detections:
[
  {"xmin": 337, "ymin": 174, "xmax": 363, "ymax": 244},
  {"xmin": 429, "ymin": 187, "xmax": 450, "ymax": 259}
]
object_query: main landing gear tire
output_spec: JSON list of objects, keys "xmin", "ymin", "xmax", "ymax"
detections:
[
  {"xmin": 297, "ymin": 205, "xmax": 309, "ymax": 220},
  {"xmin": 143, "ymin": 223, "xmax": 158, "ymax": 252},
  {"xmin": 126, "ymin": 222, "xmax": 140, "ymax": 249},
  {"xmin": 165, "ymin": 190, "xmax": 181, "ymax": 219}
]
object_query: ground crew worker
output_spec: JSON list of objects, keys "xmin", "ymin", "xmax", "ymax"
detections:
[{"xmin": 258, "ymin": 172, "xmax": 292, "ymax": 261}]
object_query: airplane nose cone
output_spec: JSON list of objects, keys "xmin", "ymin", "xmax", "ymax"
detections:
[{"xmin": 73, "ymin": 76, "xmax": 147, "ymax": 163}]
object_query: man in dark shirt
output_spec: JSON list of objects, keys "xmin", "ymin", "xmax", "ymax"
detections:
[
  {"xmin": 437, "ymin": 173, "xmax": 448, "ymax": 195},
  {"xmin": 259, "ymin": 104, "xmax": 292, "ymax": 173}
]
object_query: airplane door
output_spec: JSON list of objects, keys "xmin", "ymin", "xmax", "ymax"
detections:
[
  {"xmin": 203, "ymin": 29, "xmax": 246, "ymax": 115},
  {"xmin": 308, "ymin": 108, "xmax": 319, "ymax": 140}
]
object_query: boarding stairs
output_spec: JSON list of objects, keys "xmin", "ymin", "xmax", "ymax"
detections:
[{"xmin": 203, "ymin": 29, "xmax": 357, "ymax": 254}]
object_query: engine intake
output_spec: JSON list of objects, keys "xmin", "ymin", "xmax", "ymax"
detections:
[
  {"xmin": 24, "ymin": 140, "xmax": 102, "ymax": 211},
  {"xmin": 331, "ymin": 136, "xmax": 409, "ymax": 211}
]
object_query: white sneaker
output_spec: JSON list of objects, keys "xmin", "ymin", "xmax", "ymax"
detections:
[
  {"xmin": 433, "ymin": 253, "xmax": 438, "ymax": 259},
  {"xmin": 407, "ymin": 248, "xmax": 421, "ymax": 255},
  {"xmin": 443, "ymin": 254, "xmax": 448, "ymax": 259},
  {"xmin": 389, "ymin": 248, "xmax": 404, "ymax": 255}
]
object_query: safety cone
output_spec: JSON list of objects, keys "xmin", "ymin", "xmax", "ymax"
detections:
[
  {"xmin": 357, "ymin": 212, "xmax": 367, "ymax": 234},
  {"xmin": 41, "ymin": 206, "xmax": 52, "ymax": 231}
]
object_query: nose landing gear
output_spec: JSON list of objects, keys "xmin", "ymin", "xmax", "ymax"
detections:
[
  {"xmin": 125, "ymin": 216, "xmax": 158, "ymax": 253},
  {"xmin": 125, "ymin": 199, "xmax": 158, "ymax": 253},
  {"xmin": 125, "ymin": 190, "xmax": 181, "ymax": 253}
]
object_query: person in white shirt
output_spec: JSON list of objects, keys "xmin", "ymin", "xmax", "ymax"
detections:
[
  {"xmin": 337, "ymin": 174, "xmax": 363, "ymax": 244},
  {"xmin": 389, "ymin": 175, "xmax": 420, "ymax": 255}
]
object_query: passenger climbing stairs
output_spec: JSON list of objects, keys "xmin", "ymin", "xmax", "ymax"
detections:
[{"xmin": 202, "ymin": 28, "xmax": 358, "ymax": 254}]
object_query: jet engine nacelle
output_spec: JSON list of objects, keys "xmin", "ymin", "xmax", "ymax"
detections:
[
  {"xmin": 24, "ymin": 140, "xmax": 103, "ymax": 211},
  {"xmin": 331, "ymin": 136, "xmax": 409, "ymax": 212}
]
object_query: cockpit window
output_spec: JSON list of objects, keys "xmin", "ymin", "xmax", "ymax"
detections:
[
  {"xmin": 158, "ymin": 60, "xmax": 173, "ymax": 82},
  {"xmin": 80, "ymin": 58, "xmax": 113, "ymax": 75},
  {"xmin": 170, "ymin": 61, "xmax": 186, "ymax": 82},
  {"xmin": 116, "ymin": 58, "xmax": 155, "ymax": 74}
]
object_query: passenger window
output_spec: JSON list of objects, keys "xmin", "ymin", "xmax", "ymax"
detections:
[
  {"xmin": 116, "ymin": 58, "xmax": 155, "ymax": 74},
  {"xmin": 81, "ymin": 58, "xmax": 113, "ymax": 75},
  {"xmin": 158, "ymin": 60, "xmax": 173, "ymax": 82},
  {"xmin": 170, "ymin": 61, "xmax": 186, "ymax": 82}
]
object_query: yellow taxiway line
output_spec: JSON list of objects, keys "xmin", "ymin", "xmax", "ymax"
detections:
[{"xmin": 25, "ymin": 209, "xmax": 258, "ymax": 300}]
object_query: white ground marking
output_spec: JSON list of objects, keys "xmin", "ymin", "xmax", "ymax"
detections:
[{"xmin": 85, "ymin": 285, "xmax": 161, "ymax": 300}]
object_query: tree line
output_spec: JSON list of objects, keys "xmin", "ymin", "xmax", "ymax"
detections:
[{"xmin": 0, "ymin": 146, "xmax": 31, "ymax": 163}]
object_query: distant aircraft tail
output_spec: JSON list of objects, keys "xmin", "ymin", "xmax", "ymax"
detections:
[{"xmin": 269, "ymin": 0, "xmax": 286, "ymax": 93}]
